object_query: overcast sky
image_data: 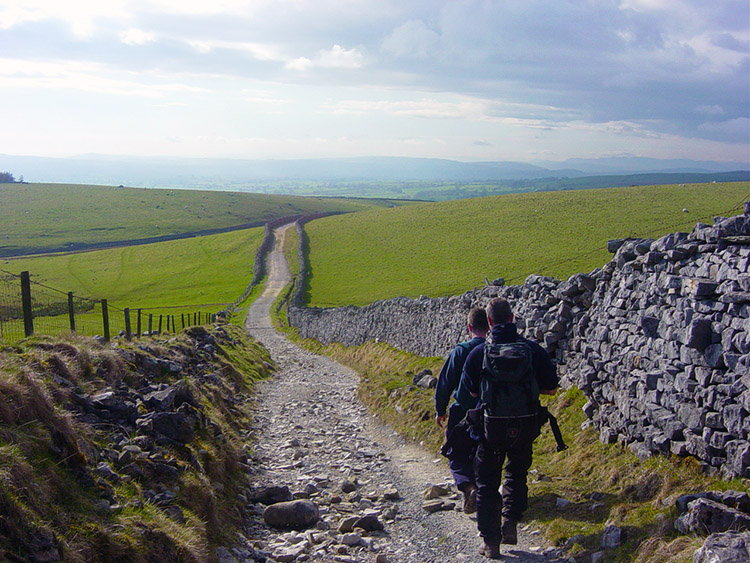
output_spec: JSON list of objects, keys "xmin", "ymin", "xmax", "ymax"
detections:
[{"xmin": 1, "ymin": 0, "xmax": 748, "ymax": 163}]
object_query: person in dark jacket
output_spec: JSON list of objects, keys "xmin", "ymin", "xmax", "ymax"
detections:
[
  {"xmin": 461, "ymin": 297, "xmax": 558, "ymax": 559},
  {"xmin": 434, "ymin": 307, "xmax": 488, "ymax": 513}
]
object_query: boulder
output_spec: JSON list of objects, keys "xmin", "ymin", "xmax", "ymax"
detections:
[
  {"xmin": 247, "ymin": 485, "xmax": 293, "ymax": 505},
  {"xmin": 693, "ymin": 531, "xmax": 750, "ymax": 563},
  {"xmin": 263, "ymin": 499, "xmax": 320, "ymax": 529},
  {"xmin": 675, "ymin": 498, "xmax": 750, "ymax": 535}
]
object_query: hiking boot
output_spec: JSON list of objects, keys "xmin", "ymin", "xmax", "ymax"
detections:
[
  {"xmin": 479, "ymin": 540, "xmax": 501, "ymax": 559},
  {"xmin": 462, "ymin": 484, "xmax": 477, "ymax": 514},
  {"xmin": 500, "ymin": 518, "xmax": 518, "ymax": 545}
]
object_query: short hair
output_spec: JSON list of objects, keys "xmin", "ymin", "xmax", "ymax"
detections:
[
  {"xmin": 486, "ymin": 297, "xmax": 513, "ymax": 324},
  {"xmin": 467, "ymin": 307, "xmax": 488, "ymax": 332}
]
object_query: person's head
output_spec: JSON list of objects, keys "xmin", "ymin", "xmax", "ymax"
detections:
[
  {"xmin": 467, "ymin": 307, "xmax": 488, "ymax": 337},
  {"xmin": 485, "ymin": 297, "xmax": 513, "ymax": 326}
]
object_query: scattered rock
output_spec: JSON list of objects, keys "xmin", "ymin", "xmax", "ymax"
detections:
[{"xmin": 263, "ymin": 500, "xmax": 321, "ymax": 529}]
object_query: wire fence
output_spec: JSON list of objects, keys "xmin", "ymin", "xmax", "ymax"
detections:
[{"xmin": 0, "ymin": 268, "xmax": 225, "ymax": 345}]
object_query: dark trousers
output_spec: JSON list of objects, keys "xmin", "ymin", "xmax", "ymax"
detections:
[
  {"xmin": 445, "ymin": 403, "xmax": 476, "ymax": 491},
  {"xmin": 474, "ymin": 418, "xmax": 535, "ymax": 543}
]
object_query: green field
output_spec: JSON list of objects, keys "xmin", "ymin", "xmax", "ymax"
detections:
[
  {"xmin": 2, "ymin": 228, "xmax": 265, "ymax": 338},
  {"xmin": 0, "ymin": 183, "xmax": 404, "ymax": 256},
  {"xmin": 304, "ymin": 182, "xmax": 750, "ymax": 306}
]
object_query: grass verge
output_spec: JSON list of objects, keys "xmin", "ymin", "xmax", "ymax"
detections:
[{"xmin": 0, "ymin": 323, "xmax": 271, "ymax": 562}]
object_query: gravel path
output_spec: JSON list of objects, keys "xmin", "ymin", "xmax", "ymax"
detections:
[{"xmin": 242, "ymin": 224, "xmax": 566, "ymax": 563}]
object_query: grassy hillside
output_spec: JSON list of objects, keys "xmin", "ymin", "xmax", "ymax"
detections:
[
  {"xmin": 2, "ymin": 228, "xmax": 265, "ymax": 337},
  {"xmin": 0, "ymin": 183, "xmax": 403, "ymax": 257},
  {"xmin": 304, "ymin": 182, "xmax": 750, "ymax": 306}
]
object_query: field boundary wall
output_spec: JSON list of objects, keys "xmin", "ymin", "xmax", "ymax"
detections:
[{"xmin": 288, "ymin": 202, "xmax": 750, "ymax": 478}]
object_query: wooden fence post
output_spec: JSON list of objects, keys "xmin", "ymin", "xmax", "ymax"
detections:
[
  {"xmin": 137, "ymin": 309, "xmax": 142, "ymax": 338},
  {"xmin": 181, "ymin": 313, "xmax": 185, "ymax": 329},
  {"xmin": 67, "ymin": 291, "xmax": 76, "ymax": 333},
  {"xmin": 124, "ymin": 308, "xmax": 132, "ymax": 341},
  {"xmin": 158, "ymin": 315, "xmax": 163, "ymax": 335},
  {"xmin": 148, "ymin": 314, "xmax": 153, "ymax": 336},
  {"xmin": 101, "ymin": 299, "xmax": 110, "ymax": 342},
  {"xmin": 20, "ymin": 271, "xmax": 33, "ymax": 337}
]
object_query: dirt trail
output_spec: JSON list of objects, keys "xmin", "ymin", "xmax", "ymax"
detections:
[{"xmin": 243, "ymin": 224, "xmax": 564, "ymax": 562}]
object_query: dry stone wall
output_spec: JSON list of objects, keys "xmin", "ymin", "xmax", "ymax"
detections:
[{"xmin": 288, "ymin": 202, "xmax": 750, "ymax": 477}]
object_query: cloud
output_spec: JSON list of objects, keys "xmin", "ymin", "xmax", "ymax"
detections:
[
  {"xmin": 381, "ymin": 19, "xmax": 439, "ymax": 59},
  {"xmin": 120, "ymin": 28, "xmax": 156, "ymax": 45},
  {"xmin": 0, "ymin": 0, "xmax": 129, "ymax": 37},
  {"xmin": 285, "ymin": 44, "xmax": 364, "ymax": 71},
  {"xmin": 0, "ymin": 57, "xmax": 206, "ymax": 97},
  {"xmin": 696, "ymin": 105, "xmax": 724, "ymax": 116},
  {"xmin": 186, "ymin": 39, "xmax": 282, "ymax": 61},
  {"xmin": 698, "ymin": 117, "xmax": 750, "ymax": 143}
]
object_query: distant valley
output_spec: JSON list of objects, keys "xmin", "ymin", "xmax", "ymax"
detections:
[{"xmin": 1, "ymin": 154, "xmax": 747, "ymax": 200}]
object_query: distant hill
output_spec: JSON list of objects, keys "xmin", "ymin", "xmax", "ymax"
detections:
[{"xmin": 0, "ymin": 154, "xmax": 746, "ymax": 192}]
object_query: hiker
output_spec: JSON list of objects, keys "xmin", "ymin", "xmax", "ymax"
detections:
[
  {"xmin": 461, "ymin": 297, "xmax": 559, "ymax": 559},
  {"xmin": 434, "ymin": 307, "xmax": 488, "ymax": 514}
]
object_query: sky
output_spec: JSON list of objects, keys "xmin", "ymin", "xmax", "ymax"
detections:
[{"xmin": 1, "ymin": 0, "xmax": 748, "ymax": 163}]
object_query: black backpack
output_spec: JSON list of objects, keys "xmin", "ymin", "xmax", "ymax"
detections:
[{"xmin": 480, "ymin": 339, "xmax": 539, "ymax": 418}]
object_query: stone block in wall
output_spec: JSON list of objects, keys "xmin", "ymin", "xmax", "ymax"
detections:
[
  {"xmin": 710, "ymin": 431, "xmax": 734, "ymax": 449},
  {"xmin": 671, "ymin": 440, "xmax": 689, "ymax": 456},
  {"xmin": 678, "ymin": 403, "xmax": 705, "ymax": 432},
  {"xmin": 644, "ymin": 429, "xmax": 671, "ymax": 455},
  {"xmin": 723, "ymin": 404, "xmax": 747, "ymax": 437},
  {"xmin": 721, "ymin": 291, "xmax": 750, "ymax": 304},
  {"xmin": 600, "ymin": 427, "xmax": 618, "ymax": 444},
  {"xmin": 681, "ymin": 345, "xmax": 705, "ymax": 366},
  {"xmin": 685, "ymin": 318, "xmax": 713, "ymax": 351},
  {"xmin": 646, "ymin": 404, "xmax": 685, "ymax": 440},
  {"xmin": 640, "ymin": 315, "xmax": 660, "ymax": 338},
  {"xmin": 704, "ymin": 411, "xmax": 726, "ymax": 430},
  {"xmin": 704, "ymin": 343, "xmax": 726, "ymax": 369},
  {"xmin": 653, "ymin": 232, "xmax": 689, "ymax": 252},
  {"xmin": 690, "ymin": 222, "xmax": 720, "ymax": 243},
  {"xmin": 683, "ymin": 278, "xmax": 719, "ymax": 298},
  {"xmin": 725, "ymin": 441, "xmax": 750, "ymax": 478},
  {"xmin": 685, "ymin": 430, "xmax": 710, "ymax": 460}
]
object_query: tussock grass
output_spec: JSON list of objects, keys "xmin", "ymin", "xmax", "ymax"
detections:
[{"xmin": 0, "ymin": 324, "xmax": 272, "ymax": 562}]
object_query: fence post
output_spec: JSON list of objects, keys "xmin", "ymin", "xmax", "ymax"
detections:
[
  {"xmin": 158, "ymin": 315, "xmax": 163, "ymax": 335},
  {"xmin": 181, "ymin": 313, "xmax": 185, "ymax": 329},
  {"xmin": 20, "ymin": 271, "xmax": 33, "ymax": 337},
  {"xmin": 101, "ymin": 299, "xmax": 110, "ymax": 342},
  {"xmin": 67, "ymin": 291, "xmax": 76, "ymax": 333},
  {"xmin": 137, "ymin": 309, "xmax": 142, "ymax": 338},
  {"xmin": 148, "ymin": 314, "xmax": 153, "ymax": 336},
  {"xmin": 124, "ymin": 308, "xmax": 132, "ymax": 341}
]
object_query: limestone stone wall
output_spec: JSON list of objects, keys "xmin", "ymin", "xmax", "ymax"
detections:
[{"xmin": 288, "ymin": 203, "xmax": 750, "ymax": 477}]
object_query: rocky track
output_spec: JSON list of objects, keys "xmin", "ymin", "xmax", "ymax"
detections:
[{"xmin": 242, "ymin": 224, "xmax": 565, "ymax": 563}]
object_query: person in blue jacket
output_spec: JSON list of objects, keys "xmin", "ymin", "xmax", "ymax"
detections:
[{"xmin": 435, "ymin": 307, "xmax": 488, "ymax": 514}]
